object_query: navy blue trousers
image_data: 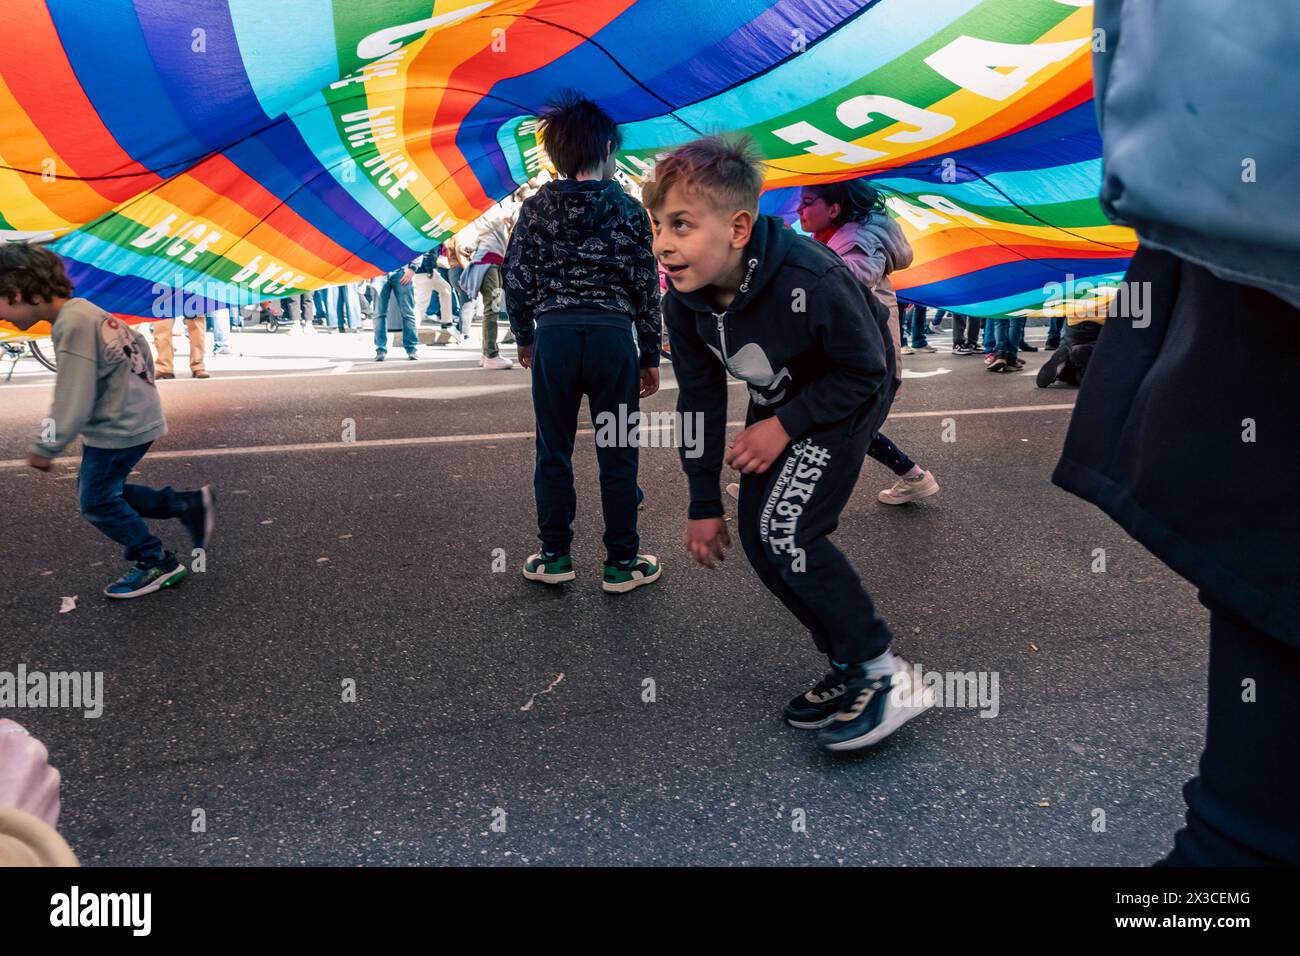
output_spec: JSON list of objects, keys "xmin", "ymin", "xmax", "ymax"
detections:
[{"xmin": 531, "ymin": 321, "xmax": 641, "ymax": 562}]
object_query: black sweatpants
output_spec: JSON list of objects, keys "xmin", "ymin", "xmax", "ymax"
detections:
[
  {"xmin": 952, "ymin": 314, "xmax": 981, "ymax": 349},
  {"xmin": 736, "ymin": 413, "xmax": 892, "ymax": 664},
  {"xmin": 531, "ymin": 318, "xmax": 641, "ymax": 562},
  {"xmin": 1035, "ymin": 320, "xmax": 1102, "ymax": 387},
  {"xmin": 1159, "ymin": 594, "xmax": 1300, "ymax": 866}
]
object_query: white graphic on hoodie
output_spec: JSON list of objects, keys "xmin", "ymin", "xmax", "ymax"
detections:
[
  {"xmin": 100, "ymin": 317, "xmax": 154, "ymax": 384},
  {"xmin": 708, "ymin": 340, "xmax": 792, "ymax": 405}
]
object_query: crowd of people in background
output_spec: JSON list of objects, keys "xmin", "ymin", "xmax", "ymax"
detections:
[
  {"xmin": 157, "ymin": 178, "xmax": 551, "ymax": 375},
  {"xmin": 898, "ymin": 301, "xmax": 1102, "ymax": 385},
  {"xmin": 147, "ymin": 163, "xmax": 1097, "ymax": 394}
]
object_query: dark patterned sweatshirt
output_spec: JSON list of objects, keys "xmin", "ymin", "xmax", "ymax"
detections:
[{"xmin": 502, "ymin": 179, "xmax": 661, "ymax": 368}]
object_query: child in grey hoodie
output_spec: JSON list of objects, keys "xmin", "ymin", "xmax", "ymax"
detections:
[
  {"xmin": 0, "ymin": 244, "xmax": 213, "ymax": 599},
  {"xmin": 798, "ymin": 180, "xmax": 939, "ymax": 506}
]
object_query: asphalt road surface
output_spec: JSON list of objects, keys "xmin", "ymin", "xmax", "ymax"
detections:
[{"xmin": 0, "ymin": 328, "xmax": 1205, "ymax": 865}]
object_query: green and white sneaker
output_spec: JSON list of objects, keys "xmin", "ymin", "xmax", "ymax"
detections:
[
  {"xmin": 522, "ymin": 552, "xmax": 575, "ymax": 585},
  {"xmin": 103, "ymin": 553, "xmax": 188, "ymax": 599},
  {"xmin": 601, "ymin": 554, "xmax": 662, "ymax": 594}
]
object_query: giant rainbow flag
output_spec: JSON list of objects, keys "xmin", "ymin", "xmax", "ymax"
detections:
[{"xmin": 0, "ymin": 0, "xmax": 1135, "ymax": 341}]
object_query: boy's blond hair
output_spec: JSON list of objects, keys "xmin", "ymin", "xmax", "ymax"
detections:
[{"xmin": 641, "ymin": 135, "xmax": 765, "ymax": 214}]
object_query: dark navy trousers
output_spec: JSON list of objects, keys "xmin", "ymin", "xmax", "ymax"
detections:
[{"xmin": 531, "ymin": 319, "xmax": 641, "ymax": 562}]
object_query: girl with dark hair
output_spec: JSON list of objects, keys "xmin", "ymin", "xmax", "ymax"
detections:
[{"xmin": 796, "ymin": 180, "xmax": 940, "ymax": 506}]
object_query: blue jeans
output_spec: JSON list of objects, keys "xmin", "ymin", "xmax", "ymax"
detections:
[
  {"xmin": 909, "ymin": 306, "xmax": 929, "ymax": 348},
  {"xmin": 210, "ymin": 309, "xmax": 230, "ymax": 351},
  {"xmin": 376, "ymin": 273, "xmax": 419, "ymax": 354},
  {"xmin": 426, "ymin": 267, "xmax": 460, "ymax": 319},
  {"xmin": 327, "ymin": 285, "xmax": 359, "ymax": 331},
  {"xmin": 449, "ymin": 267, "xmax": 474, "ymax": 337},
  {"xmin": 78, "ymin": 442, "xmax": 191, "ymax": 563},
  {"xmin": 984, "ymin": 318, "xmax": 1003, "ymax": 354},
  {"xmin": 1046, "ymin": 314, "xmax": 1066, "ymax": 345},
  {"xmin": 531, "ymin": 321, "xmax": 641, "ymax": 561},
  {"xmin": 986, "ymin": 317, "xmax": 1027, "ymax": 358},
  {"xmin": 999, "ymin": 316, "xmax": 1027, "ymax": 358}
]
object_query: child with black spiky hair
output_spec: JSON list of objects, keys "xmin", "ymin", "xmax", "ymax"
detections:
[{"xmin": 504, "ymin": 92, "xmax": 663, "ymax": 594}]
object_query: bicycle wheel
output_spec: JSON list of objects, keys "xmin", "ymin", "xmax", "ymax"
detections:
[{"xmin": 28, "ymin": 338, "xmax": 56, "ymax": 371}]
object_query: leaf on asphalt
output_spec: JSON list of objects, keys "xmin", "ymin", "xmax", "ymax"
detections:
[
  {"xmin": 521, "ymin": 672, "xmax": 565, "ymax": 712},
  {"xmin": 59, "ymin": 596, "xmax": 77, "ymax": 613}
]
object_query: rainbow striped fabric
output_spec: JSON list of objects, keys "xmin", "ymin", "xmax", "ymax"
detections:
[{"xmin": 0, "ymin": 0, "xmax": 1134, "ymax": 340}]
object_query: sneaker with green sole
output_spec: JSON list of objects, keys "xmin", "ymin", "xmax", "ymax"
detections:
[
  {"xmin": 522, "ymin": 552, "xmax": 575, "ymax": 584},
  {"xmin": 601, "ymin": 554, "xmax": 662, "ymax": 593},
  {"xmin": 103, "ymin": 553, "xmax": 188, "ymax": 599}
]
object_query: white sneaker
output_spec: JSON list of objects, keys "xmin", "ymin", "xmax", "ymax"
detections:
[
  {"xmin": 725, "ymin": 482, "xmax": 739, "ymax": 500},
  {"xmin": 878, "ymin": 470, "xmax": 940, "ymax": 505},
  {"xmin": 481, "ymin": 355, "xmax": 513, "ymax": 370},
  {"xmin": 900, "ymin": 346, "xmax": 915, "ymax": 355}
]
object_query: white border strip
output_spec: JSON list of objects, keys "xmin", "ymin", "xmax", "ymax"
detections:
[{"xmin": 0, "ymin": 404, "xmax": 1075, "ymax": 470}]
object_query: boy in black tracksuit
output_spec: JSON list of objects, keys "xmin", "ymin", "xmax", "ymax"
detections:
[
  {"xmin": 643, "ymin": 136, "xmax": 933, "ymax": 752},
  {"xmin": 504, "ymin": 94, "xmax": 663, "ymax": 594}
]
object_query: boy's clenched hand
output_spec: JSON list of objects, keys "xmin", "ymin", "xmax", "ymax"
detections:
[
  {"xmin": 639, "ymin": 367, "xmax": 659, "ymax": 399},
  {"xmin": 725, "ymin": 417, "xmax": 790, "ymax": 474},
  {"xmin": 684, "ymin": 517, "xmax": 731, "ymax": 568},
  {"xmin": 26, "ymin": 453, "xmax": 51, "ymax": 471},
  {"xmin": 517, "ymin": 344, "xmax": 533, "ymax": 369},
  {"xmin": 0, "ymin": 719, "xmax": 61, "ymax": 827}
]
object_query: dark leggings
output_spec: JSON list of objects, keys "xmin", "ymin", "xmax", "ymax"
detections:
[
  {"xmin": 1159, "ymin": 594, "xmax": 1300, "ymax": 866},
  {"xmin": 865, "ymin": 379, "xmax": 915, "ymax": 477},
  {"xmin": 867, "ymin": 432, "xmax": 915, "ymax": 477}
]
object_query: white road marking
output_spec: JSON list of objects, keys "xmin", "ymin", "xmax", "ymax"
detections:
[
  {"xmin": 0, "ymin": 402, "xmax": 1075, "ymax": 470},
  {"xmin": 653, "ymin": 379, "xmax": 748, "ymax": 392},
  {"xmin": 357, "ymin": 384, "xmax": 530, "ymax": 399},
  {"xmin": 889, "ymin": 403, "xmax": 1073, "ymax": 418},
  {"xmin": 901, "ymin": 367, "xmax": 952, "ymax": 378},
  {"xmin": 0, "ymin": 360, "xmax": 492, "ymax": 389}
]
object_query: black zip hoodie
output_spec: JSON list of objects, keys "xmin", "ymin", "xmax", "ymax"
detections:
[
  {"xmin": 503, "ymin": 178, "xmax": 662, "ymax": 367},
  {"xmin": 664, "ymin": 214, "xmax": 895, "ymax": 519}
]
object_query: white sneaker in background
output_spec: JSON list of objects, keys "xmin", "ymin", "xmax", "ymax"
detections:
[
  {"xmin": 877, "ymin": 470, "xmax": 940, "ymax": 505},
  {"xmin": 481, "ymin": 355, "xmax": 514, "ymax": 370}
]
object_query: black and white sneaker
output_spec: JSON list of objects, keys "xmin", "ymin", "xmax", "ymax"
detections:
[
  {"xmin": 951, "ymin": 343, "xmax": 972, "ymax": 354},
  {"xmin": 783, "ymin": 671, "xmax": 848, "ymax": 729},
  {"xmin": 815, "ymin": 659, "xmax": 935, "ymax": 752},
  {"xmin": 180, "ymin": 485, "xmax": 215, "ymax": 550}
]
